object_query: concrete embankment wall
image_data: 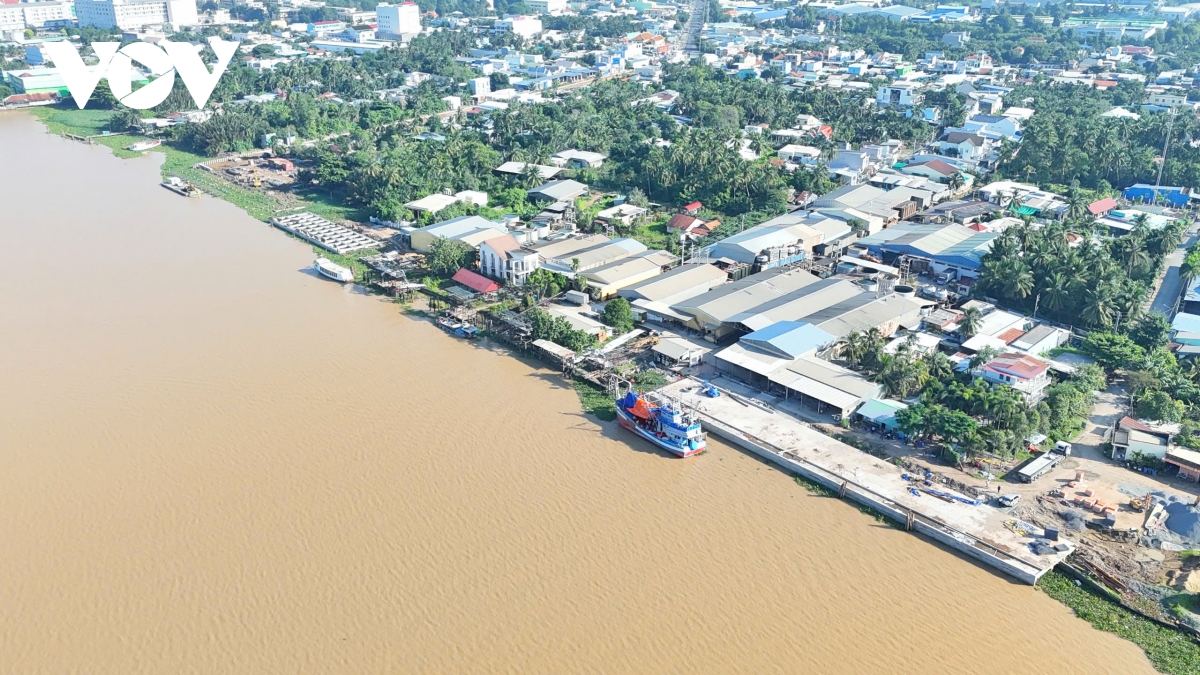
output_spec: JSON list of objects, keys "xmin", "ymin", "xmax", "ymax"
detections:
[{"xmin": 698, "ymin": 414, "xmax": 1044, "ymax": 585}]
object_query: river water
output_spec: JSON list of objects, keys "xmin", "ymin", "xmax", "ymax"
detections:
[{"xmin": 0, "ymin": 111, "xmax": 1158, "ymax": 674}]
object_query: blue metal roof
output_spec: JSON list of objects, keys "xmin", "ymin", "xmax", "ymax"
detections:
[
  {"xmin": 740, "ymin": 321, "xmax": 835, "ymax": 359},
  {"xmin": 1173, "ymin": 312, "xmax": 1200, "ymax": 333}
]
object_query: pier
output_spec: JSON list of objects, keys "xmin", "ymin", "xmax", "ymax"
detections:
[{"xmin": 653, "ymin": 377, "xmax": 1074, "ymax": 585}]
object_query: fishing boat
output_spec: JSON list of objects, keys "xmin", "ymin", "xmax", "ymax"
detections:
[
  {"xmin": 436, "ymin": 316, "xmax": 462, "ymax": 332},
  {"xmin": 314, "ymin": 257, "xmax": 354, "ymax": 282},
  {"xmin": 128, "ymin": 139, "xmax": 162, "ymax": 152},
  {"xmin": 615, "ymin": 391, "xmax": 706, "ymax": 457},
  {"xmin": 161, "ymin": 176, "xmax": 200, "ymax": 197}
]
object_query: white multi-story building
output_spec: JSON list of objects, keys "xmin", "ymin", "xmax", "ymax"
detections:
[
  {"xmin": 875, "ymin": 81, "xmax": 923, "ymax": 108},
  {"xmin": 375, "ymin": 1, "xmax": 419, "ymax": 38},
  {"xmin": 493, "ymin": 15, "xmax": 542, "ymax": 38},
  {"xmin": 525, "ymin": 0, "xmax": 566, "ymax": 14},
  {"xmin": 0, "ymin": 1, "xmax": 76, "ymax": 31},
  {"xmin": 335, "ymin": 8, "xmax": 376, "ymax": 24},
  {"xmin": 76, "ymin": 0, "xmax": 196, "ymax": 29}
]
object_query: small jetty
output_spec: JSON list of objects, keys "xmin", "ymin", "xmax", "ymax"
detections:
[{"xmin": 161, "ymin": 176, "xmax": 200, "ymax": 198}]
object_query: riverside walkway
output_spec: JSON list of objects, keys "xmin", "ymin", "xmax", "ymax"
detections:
[{"xmin": 654, "ymin": 376, "xmax": 1073, "ymax": 584}]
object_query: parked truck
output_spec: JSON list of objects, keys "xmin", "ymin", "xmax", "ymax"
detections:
[{"xmin": 1014, "ymin": 451, "xmax": 1064, "ymax": 483}]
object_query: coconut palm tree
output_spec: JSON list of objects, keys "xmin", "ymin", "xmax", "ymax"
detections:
[{"xmin": 959, "ymin": 306, "xmax": 984, "ymax": 337}]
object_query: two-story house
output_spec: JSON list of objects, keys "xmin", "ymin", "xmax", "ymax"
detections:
[{"xmin": 978, "ymin": 352, "xmax": 1051, "ymax": 403}]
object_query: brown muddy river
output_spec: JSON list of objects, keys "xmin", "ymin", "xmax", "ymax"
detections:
[{"xmin": 0, "ymin": 111, "xmax": 1159, "ymax": 673}]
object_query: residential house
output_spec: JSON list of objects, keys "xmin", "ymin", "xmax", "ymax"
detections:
[
  {"xmin": 876, "ymin": 82, "xmax": 923, "ymax": 108},
  {"xmin": 937, "ymin": 131, "xmax": 990, "ymax": 162},
  {"xmin": 596, "ymin": 203, "xmax": 647, "ymax": 228},
  {"xmin": 479, "ymin": 234, "xmax": 540, "ymax": 286},
  {"xmin": 1111, "ymin": 416, "xmax": 1179, "ymax": 462},
  {"xmin": 978, "ymin": 352, "xmax": 1051, "ymax": 403},
  {"xmin": 900, "ymin": 158, "xmax": 960, "ymax": 183},
  {"xmin": 550, "ymin": 149, "xmax": 607, "ymax": 169}
]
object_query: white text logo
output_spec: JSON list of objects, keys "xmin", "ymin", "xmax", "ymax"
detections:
[{"xmin": 42, "ymin": 38, "xmax": 241, "ymax": 110}]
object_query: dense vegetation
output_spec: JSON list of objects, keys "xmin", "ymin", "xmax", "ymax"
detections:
[
  {"xmin": 976, "ymin": 217, "xmax": 1187, "ymax": 330},
  {"xmin": 842, "ymin": 329, "xmax": 1105, "ymax": 459}
]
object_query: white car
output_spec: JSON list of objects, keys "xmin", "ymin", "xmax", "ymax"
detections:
[{"xmin": 999, "ymin": 493, "xmax": 1021, "ymax": 507}]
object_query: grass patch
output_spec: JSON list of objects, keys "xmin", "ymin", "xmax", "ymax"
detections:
[
  {"xmin": 1039, "ymin": 570, "xmax": 1200, "ymax": 675},
  {"xmin": 631, "ymin": 220, "xmax": 672, "ymax": 250},
  {"xmin": 573, "ymin": 378, "xmax": 616, "ymax": 421}
]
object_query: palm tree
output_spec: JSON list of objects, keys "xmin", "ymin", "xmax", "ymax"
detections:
[
  {"xmin": 960, "ymin": 306, "xmax": 983, "ymax": 337},
  {"xmin": 1081, "ymin": 284, "xmax": 1117, "ymax": 328},
  {"xmin": 1001, "ymin": 259, "xmax": 1035, "ymax": 300},
  {"xmin": 947, "ymin": 172, "xmax": 965, "ymax": 193},
  {"xmin": 1041, "ymin": 272, "xmax": 1072, "ymax": 317}
]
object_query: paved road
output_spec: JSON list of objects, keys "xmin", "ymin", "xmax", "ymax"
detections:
[
  {"xmin": 679, "ymin": 0, "xmax": 708, "ymax": 54},
  {"xmin": 1149, "ymin": 230, "xmax": 1198, "ymax": 317}
]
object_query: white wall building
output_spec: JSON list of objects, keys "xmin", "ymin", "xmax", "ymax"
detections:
[
  {"xmin": 876, "ymin": 82, "xmax": 923, "ymax": 108},
  {"xmin": 76, "ymin": 0, "xmax": 196, "ymax": 30},
  {"xmin": 493, "ymin": 15, "xmax": 542, "ymax": 38},
  {"xmin": 0, "ymin": 1, "xmax": 76, "ymax": 31},
  {"xmin": 375, "ymin": 1, "xmax": 420, "ymax": 38},
  {"xmin": 525, "ymin": 0, "xmax": 566, "ymax": 14}
]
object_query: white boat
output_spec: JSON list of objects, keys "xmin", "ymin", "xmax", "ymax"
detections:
[
  {"xmin": 128, "ymin": 140, "xmax": 162, "ymax": 152},
  {"xmin": 315, "ymin": 257, "xmax": 354, "ymax": 282}
]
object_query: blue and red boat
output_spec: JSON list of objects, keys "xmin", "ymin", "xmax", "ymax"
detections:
[{"xmin": 615, "ymin": 391, "xmax": 707, "ymax": 457}]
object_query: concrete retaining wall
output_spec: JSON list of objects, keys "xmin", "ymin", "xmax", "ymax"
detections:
[{"xmin": 700, "ymin": 415, "xmax": 1043, "ymax": 585}]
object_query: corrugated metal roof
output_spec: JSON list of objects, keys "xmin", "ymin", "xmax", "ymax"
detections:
[
  {"xmin": 620, "ymin": 263, "xmax": 729, "ymax": 304},
  {"xmin": 740, "ymin": 321, "xmax": 835, "ymax": 359},
  {"xmin": 769, "ymin": 357, "xmax": 878, "ymax": 410},
  {"xmin": 673, "ymin": 267, "xmax": 821, "ymax": 328}
]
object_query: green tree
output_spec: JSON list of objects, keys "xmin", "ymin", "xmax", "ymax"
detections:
[
  {"xmin": 1129, "ymin": 313, "xmax": 1172, "ymax": 351},
  {"xmin": 252, "ymin": 43, "xmax": 277, "ymax": 58},
  {"xmin": 426, "ymin": 237, "xmax": 474, "ymax": 277},
  {"xmin": 1135, "ymin": 390, "xmax": 1185, "ymax": 423},
  {"xmin": 602, "ymin": 297, "xmax": 635, "ymax": 333}
]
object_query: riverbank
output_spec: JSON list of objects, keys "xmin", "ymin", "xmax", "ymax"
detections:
[
  {"xmin": 4, "ymin": 107, "xmax": 1190, "ymax": 667},
  {"xmin": 1039, "ymin": 570, "xmax": 1200, "ymax": 675}
]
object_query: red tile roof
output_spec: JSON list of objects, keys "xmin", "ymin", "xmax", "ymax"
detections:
[
  {"xmin": 984, "ymin": 352, "xmax": 1048, "ymax": 381},
  {"xmin": 908, "ymin": 158, "xmax": 957, "ymax": 176},
  {"xmin": 968, "ymin": 222, "xmax": 988, "ymax": 231},
  {"xmin": 1088, "ymin": 197, "xmax": 1118, "ymax": 215},
  {"xmin": 1118, "ymin": 416, "xmax": 1157, "ymax": 433},
  {"xmin": 452, "ymin": 268, "xmax": 500, "ymax": 293},
  {"xmin": 997, "ymin": 327, "xmax": 1027, "ymax": 344},
  {"xmin": 1093, "ymin": 80, "xmax": 1118, "ymax": 88},
  {"xmin": 682, "ymin": 201, "xmax": 702, "ymax": 212},
  {"xmin": 665, "ymin": 213, "xmax": 702, "ymax": 231}
]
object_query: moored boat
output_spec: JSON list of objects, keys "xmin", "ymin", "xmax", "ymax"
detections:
[
  {"xmin": 128, "ymin": 140, "xmax": 162, "ymax": 152},
  {"xmin": 615, "ymin": 391, "xmax": 706, "ymax": 457},
  {"xmin": 161, "ymin": 176, "xmax": 200, "ymax": 197},
  {"xmin": 436, "ymin": 316, "xmax": 462, "ymax": 331},
  {"xmin": 314, "ymin": 257, "xmax": 354, "ymax": 282}
]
